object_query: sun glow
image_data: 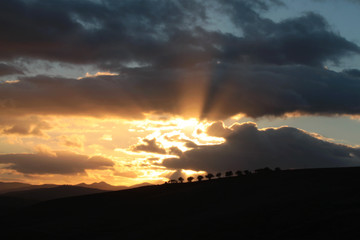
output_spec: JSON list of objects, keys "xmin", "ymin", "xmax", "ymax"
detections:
[
  {"xmin": 182, "ymin": 169, "xmax": 207, "ymax": 176},
  {"xmin": 0, "ymin": 114, "xmax": 227, "ymax": 186},
  {"xmin": 111, "ymin": 116, "xmax": 228, "ymax": 183},
  {"xmin": 128, "ymin": 116, "xmax": 225, "ymax": 149},
  {"xmin": 77, "ymin": 71, "xmax": 119, "ymax": 79}
]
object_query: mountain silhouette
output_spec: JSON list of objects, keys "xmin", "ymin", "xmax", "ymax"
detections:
[
  {"xmin": 77, "ymin": 181, "xmax": 152, "ymax": 191},
  {"xmin": 2, "ymin": 167, "xmax": 360, "ymax": 239},
  {"xmin": 76, "ymin": 181, "xmax": 127, "ymax": 191}
]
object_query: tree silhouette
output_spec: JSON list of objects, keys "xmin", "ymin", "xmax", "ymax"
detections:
[
  {"xmin": 187, "ymin": 176, "xmax": 194, "ymax": 182},
  {"xmin": 255, "ymin": 167, "xmax": 272, "ymax": 175},
  {"xmin": 169, "ymin": 179, "xmax": 178, "ymax": 184},
  {"xmin": 216, "ymin": 172, "xmax": 222, "ymax": 178},
  {"xmin": 178, "ymin": 177, "xmax": 184, "ymax": 183},
  {"xmin": 244, "ymin": 170, "xmax": 251, "ymax": 175},
  {"xmin": 197, "ymin": 175, "xmax": 204, "ymax": 181},
  {"xmin": 225, "ymin": 171, "xmax": 233, "ymax": 177},
  {"xmin": 205, "ymin": 173, "xmax": 214, "ymax": 180},
  {"xmin": 235, "ymin": 170, "xmax": 243, "ymax": 177}
]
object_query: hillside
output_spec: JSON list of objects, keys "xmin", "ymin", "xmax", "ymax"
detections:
[
  {"xmin": 2, "ymin": 167, "xmax": 360, "ymax": 239},
  {"xmin": 0, "ymin": 182, "xmax": 57, "ymax": 194},
  {"xmin": 0, "ymin": 185, "xmax": 108, "ymax": 215},
  {"xmin": 3, "ymin": 185, "xmax": 107, "ymax": 202},
  {"xmin": 0, "ymin": 181, "xmax": 152, "ymax": 194},
  {"xmin": 76, "ymin": 181, "xmax": 152, "ymax": 191}
]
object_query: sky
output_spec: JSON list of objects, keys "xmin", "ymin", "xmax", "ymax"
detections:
[{"xmin": 1, "ymin": 0, "xmax": 360, "ymax": 186}]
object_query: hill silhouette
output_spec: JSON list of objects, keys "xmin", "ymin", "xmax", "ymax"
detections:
[
  {"xmin": 76, "ymin": 181, "xmax": 152, "ymax": 191},
  {"xmin": 2, "ymin": 167, "xmax": 360, "ymax": 239},
  {"xmin": 0, "ymin": 182, "xmax": 57, "ymax": 194},
  {"xmin": 0, "ymin": 185, "xmax": 108, "ymax": 216},
  {"xmin": 76, "ymin": 181, "xmax": 127, "ymax": 191},
  {"xmin": 3, "ymin": 185, "xmax": 107, "ymax": 202},
  {"xmin": 0, "ymin": 181, "xmax": 152, "ymax": 194}
]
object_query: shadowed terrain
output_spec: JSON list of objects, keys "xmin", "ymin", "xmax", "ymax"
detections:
[
  {"xmin": 2, "ymin": 185, "xmax": 107, "ymax": 202},
  {"xmin": 2, "ymin": 167, "xmax": 360, "ymax": 239},
  {"xmin": 0, "ymin": 182, "xmax": 151, "ymax": 215},
  {"xmin": 0, "ymin": 182, "xmax": 57, "ymax": 194},
  {"xmin": 0, "ymin": 185, "xmax": 108, "ymax": 215}
]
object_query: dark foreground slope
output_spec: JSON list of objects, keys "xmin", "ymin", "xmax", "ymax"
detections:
[
  {"xmin": 2, "ymin": 167, "xmax": 360, "ymax": 240},
  {"xmin": 0, "ymin": 186, "xmax": 107, "ymax": 216}
]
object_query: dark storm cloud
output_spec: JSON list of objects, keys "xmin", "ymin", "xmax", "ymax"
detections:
[
  {"xmin": 0, "ymin": 63, "xmax": 23, "ymax": 76},
  {"xmin": 343, "ymin": 69, "xmax": 360, "ymax": 78},
  {"xmin": 216, "ymin": 11, "xmax": 359, "ymax": 66},
  {"xmin": 0, "ymin": 0, "xmax": 206, "ymax": 67},
  {"xmin": 162, "ymin": 122, "xmax": 360, "ymax": 172},
  {"xmin": 0, "ymin": 0, "xmax": 359, "ymax": 119},
  {"xmin": 198, "ymin": 63, "xmax": 360, "ymax": 119},
  {"xmin": 0, "ymin": 0, "xmax": 358, "ymax": 68},
  {"xmin": 1, "ymin": 63, "xmax": 360, "ymax": 119},
  {"xmin": 0, "ymin": 151, "xmax": 114, "ymax": 175}
]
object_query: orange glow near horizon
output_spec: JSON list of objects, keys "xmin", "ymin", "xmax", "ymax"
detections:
[{"xmin": 0, "ymin": 114, "xmax": 227, "ymax": 186}]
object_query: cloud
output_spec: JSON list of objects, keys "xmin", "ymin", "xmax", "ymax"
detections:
[
  {"xmin": 58, "ymin": 135, "xmax": 85, "ymax": 149},
  {"xmin": 218, "ymin": 3, "xmax": 359, "ymax": 66},
  {"xmin": 1, "ymin": 64, "xmax": 360, "ymax": 120},
  {"xmin": 0, "ymin": 1, "xmax": 359, "ymax": 120},
  {"xmin": 0, "ymin": 150, "xmax": 114, "ymax": 175},
  {"xmin": 183, "ymin": 140, "xmax": 198, "ymax": 149},
  {"xmin": 162, "ymin": 122, "xmax": 360, "ymax": 172},
  {"xmin": 206, "ymin": 121, "xmax": 233, "ymax": 138},
  {"xmin": 0, "ymin": 0, "xmax": 357, "ymax": 69},
  {"xmin": 168, "ymin": 146, "xmax": 183, "ymax": 157},
  {"xmin": 0, "ymin": 0, "xmax": 206, "ymax": 67},
  {"xmin": 343, "ymin": 69, "xmax": 360, "ymax": 78},
  {"xmin": 129, "ymin": 138, "xmax": 167, "ymax": 154},
  {"xmin": 162, "ymin": 169, "xmax": 186, "ymax": 180},
  {"xmin": 114, "ymin": 171, "xmax": 138, "ymax": 178},
  {"xmin": 0, "ymin": 63, "xmax": 23, "ymax": 76},
  {"xmin": 0, "ymin": 116, "xmax": 52, "ymax": 136}
]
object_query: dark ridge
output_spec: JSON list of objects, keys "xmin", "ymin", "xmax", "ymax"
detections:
[
  {"xmin": 2, "ymin": 185, "xmax": 107, "ymax": 202},
  {"xmin": 1, "ymin": 167, "xmax": 360, "ymax": 239},
  {"xmin": 0, "ymin": 182, "xmax": 57, "ymax": 194}
]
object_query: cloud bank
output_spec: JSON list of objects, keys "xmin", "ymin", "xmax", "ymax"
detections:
[
  {"xmin": 0, "ymin": 63, "xmax": 23, "ymax": 77},
  {"xmin": 1, "ymin": 64, "xmax": 360, "ymax": 120},
  {"xmin": 0, "ymin": 116, "xmax": 52, "ymax": 136},
  {"xmin": 0, "ymin": 151, "xmax": 114, "ymax": 175},
  {"xmin": 162, "ymin": 122, "xmax": 360, "ymax": 172},
  {"xmin": 0, "ymin": 0, "xmax": 358, "ymax": 68},
  {"xmin": 0, "ymin": 0, "xmax": 359, "ymax": 120}
]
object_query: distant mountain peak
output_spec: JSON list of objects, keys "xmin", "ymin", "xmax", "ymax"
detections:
[{"xmin": 93, "ymin": 181, "xmax": 110, "ymax": 185}]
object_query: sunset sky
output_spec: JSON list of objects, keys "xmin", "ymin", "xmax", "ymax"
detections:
[{"xmin": 1, "ymin": 0, "xmax": 360, "ymax": 186}]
